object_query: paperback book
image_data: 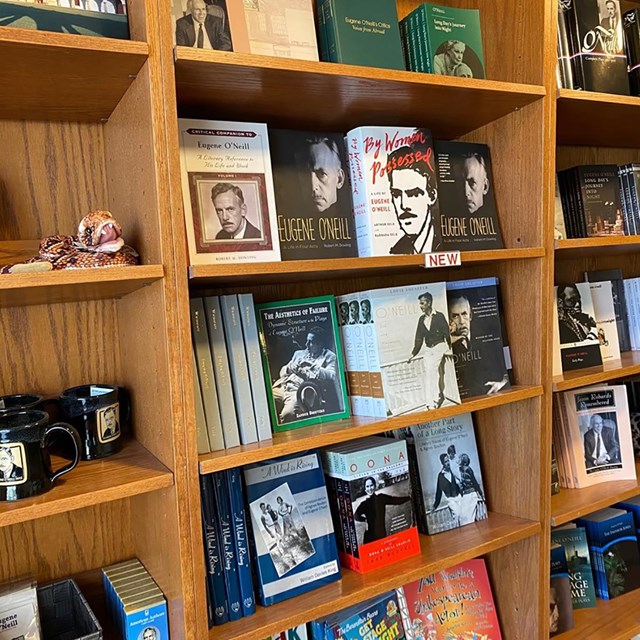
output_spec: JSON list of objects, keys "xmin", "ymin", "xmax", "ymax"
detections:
[
  {"xmin": 624, "ymin": 8, "xmax": 640, "ymax": 95},
  {"xmin": 588, "ymin": 280, "xmax": 621, "ymax": 363},
  {"xmin": 256, "ymin": 295, "xmax": 350, "ymax": 431},
  {"xmin": 550, "ymin": 543, "xmax": 575, "ymax": 636}
]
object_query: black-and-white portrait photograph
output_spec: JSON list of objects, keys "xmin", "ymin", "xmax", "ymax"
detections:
[
  {"xmin": 249, "ymin": 483, "xmax": 315, "ymax": 577},
  {"xmin": 0, "ymin": 443, "xmax": 26, "ymax": 486},
  {"xmin": 338, "ymin": 301, "xmax": 349, "ymax": 327},
  {"xmin": 360, "ymin": 299, "xmax": 372, "ymax": 324},
  {"xmin": 433, "ymin": 40, "xmax": 484, "ymax": 78},
  {"xmin": 594, "ymin": 0, "xmax": 623, "ymax": 55},
  {"xmin": 173, "ymin": 0, "xmax": 232, "ymax": 50},
  {"xmin": 98, "ymin": 402, "xmax": 121, "ymax": 443},
  {"xmin": 350, "ymin": 469, "xmax": 412, "ymax": 546},
  {"xmin": 138, "ymin": 627, "xmax": 159, "ymax": 640},
  {"xmin": 347, "ymin": 299, "xmax": 360, "ymax": 325},
  {"xmin": 581, "ymin": 412, "xmax": 622, "ymax": 473},
  {"xmin": 556, "ymin": 283, "xmax": 599, "ymax": 346}
]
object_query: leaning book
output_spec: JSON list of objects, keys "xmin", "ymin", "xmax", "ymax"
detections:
[
  {"xmin": 243, "ymin": 451, "xmax": 341, "ymax": 606},
  {"xmin": 178, "ymin": 118, "xmax": 281, "ymax": 265},
  {"xmin": 256, "ymin": 295, "xmax": 350, "ymax": 431}
]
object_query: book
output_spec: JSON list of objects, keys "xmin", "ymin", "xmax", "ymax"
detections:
[
  {"xmin": 551, "ymin": 526, "xmax": 597, "ymax": 608},
  {"xmin": 192, "ymin": 351, "xmax": 211, "ymax": 455},
  {"xmin": 551, "ymin": 442, "xmax": 561, "ymax": 495},
  {"xmin": 616, "ymin": 495, "xmax": 640, "ymax": 535},
  {"xmin": 243, "ymin": 451, "xmax": 341, "ymax": 606},
  {"xmin": 563, "ymin": 0, "xmax": 629, "ymax": 94},
  {"xmin": 178, "ymin": 118, "xmax": 281, "ymax": 265},
  {"xmin": 269, "ymin": 626, "xmax": 309, "ymax": 640},
  {"xmin": 579, "ymin": 166, "xmax": 624, "ymax": 237},
  {"xmin": 558, "ymin": 0, "xmax": 575, "ymax": 88},
  {"xmin": 555, "ymin": 283, "xmax": 603, "ymax": 372},
  {"xmin": 446, "ymin": 277, "xmax": 510, "ymax": 399},
  {"xmin": 624, "ymin": 8, "xmax": 640, "ymax": 95},
  {"xmin": 0, "ymin": 579, "xmax": 41, "ymax": 640},
  {"xmin": 550, "ymin": 543, "xmax": 575, "ymax": 635},
  {"xmin": 435, "ymin": 141, "xmax": 504, "ymax": 250},
  {"xmin": 226, "ymin": 0, "xmax": 318, "ymax": 61},
  {"xmin": 256, "ymin": 295, "xmax": 350, "ymax": 431},
  {"xmin": 346, "ymin": 126, "xmax": 441, "ymax": 257},
  {"xmin": 366, "ymin": 282, "xmax": 460, "ymax": 415},
  {"xmin": 0, "ymin": 0, "xmax": 129, "ymax": 38},
  {"xmin": 318, "ymin": 0, "xmax": 405, "ymax": 70},
  {"xmin": 588, "ymin": 280, "xmax": 621, "ymax": 362},
  {"xmin": 407, "ymin": 413, "xmax": 487, "ymax": 535},
  {"xmin": 322, "ymin": 437, "xmax": 420, "ymax": 573},
  {"xmin": 269, "ymin": 129, "xmax": 357, "ymax": 260},
  {"xmin": 401, "ymin": 558, "xmax": 502, "ymax": 639},
  {"xmin": 554, "ymin": 174, "xmax": 568, "ymax": 239}
]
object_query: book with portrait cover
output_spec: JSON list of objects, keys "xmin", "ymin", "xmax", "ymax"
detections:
[
  {"xmin": 322, "ymin": 436, "xmax": 419, "ymax": 574},
  {"xmin": 446, "ymin": 277, "xmax": 510, "ymax": 399},
  {"xmin": 563, "ymin": 0, "xmax": 630, "ymax": 94},
  {"xmin": 178, "ymin": 118, "xmax": 281, "ymax": 265},
  {"xmin": 256, "ymin": 295, "xmax": 350, "ymax": 431},
  {"xmin": 242, "ymin": 451, "xmax": 341, "ymax": 606},
  {"xmin": 400, "ymin": 558, "xmax": 502, "ymax": 640},
  {"xmin": 345, "ymin": 126, "xmax": 441, "ymax": 257},
  {"xmin": 365, "ymin": 282, "xmax": 461, "ymax": 416},
  {"xmin": 435, "ymin": 141, "xmax": 504, "ymax": 250},
  {"xmin": 551, "ymin": 525, "xmax": 597, "ymax": 608},
  {"xmin": 550, "ymin": 543, "xmax": 575, "ymax": 636},
  {"xmin": 269, "ymin": 130, "xmax": 357, "ymax": 260}
]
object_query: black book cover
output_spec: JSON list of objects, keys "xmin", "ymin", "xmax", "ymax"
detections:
[
  {"xmin": 564, "ymin": 0, "xmax": 630, "ymax": 95},
  {"xmin": 559, "ymin": 1, "xmax": 575, "ymax": 87},
  {"xmin": 624, "ymin": 9, "xmax": 640, "ymax": 95},
  {"xmin": 269, "ymin": 130, "xmax": 357, "ymax": 260},
  {"xmin": 434, "ymin": 140, "xmax": 504, "ymax": 250},
  {"xmin": 576, "ymin": 165, "xmax": 625, "ymax": 236}
]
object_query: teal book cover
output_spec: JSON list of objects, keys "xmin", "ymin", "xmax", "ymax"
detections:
[
  {"xmin": 423, "ymin": 2, "xmax": 485, "ymax": 79},
  {"xmin": 551, "ymin": 526, "xmax": 597, "ymax": 608},
  {"xmin": 324, "ymin": 0, "xmax": 405, "ymax": 70},
  {"xmin": 256, "ymin": 295, "xmax": 350, "ymax": 431}
]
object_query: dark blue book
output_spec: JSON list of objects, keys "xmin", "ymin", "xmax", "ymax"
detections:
[
  {"xmin": 199, "ymin": 474, "xmax": 229, "ymax": 626},
  {"xmin": 226, "ymin": 467, "xmax": 256, "ymax": 617},
  {"xmin": 243, "ymin": 451, "xmax": 341, "ymax": 606},
  {"xmin": 212, "ymin": 471, "xmax": 243, "ymax": 620},
  {"xmin": 616, "ymin": 496, "xmax": 640, "ymax": 536}
]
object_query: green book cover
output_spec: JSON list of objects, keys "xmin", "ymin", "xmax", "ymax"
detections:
[
  {"xmin": 326, "ymin": 0, "xmax": 405, "ymax": 70},
  {"xmin": 422, "ymin": 2, "xmax": 485, "ymax": 79},
  {"xmin": 256, "ymin": 295, "xmax": 350, "ymax": 431}
]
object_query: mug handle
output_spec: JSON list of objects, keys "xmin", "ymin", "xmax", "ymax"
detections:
[
  {"xmin": 45, "ymin": 422, "xmax": 82, "ymax": 483},
  {"xmin": 118, "ymin": 386, "xmax": 132, "ymax": 430}
]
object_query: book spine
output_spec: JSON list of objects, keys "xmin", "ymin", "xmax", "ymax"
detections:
[
  {"xmin": 192, "ymin": 351, "xmax": 211, "ymax": 454},
  {"xmin": 325, "ymin": 0, "xmax": 339, "ymax": 63},
  {"xmin": 199, "ymin": 474, "xmax": 229, "ymax": 626},
  {"xmin": 212, "ymin": 471, "xmax": 243, "ymax": 621},
  {"xmin": 399, "ymin": 15, "xmax": 410, "ymax": 70},
  {"xmin": 557, "ymin": 4, "xmax": 574, "ymax": 89},
  {"xmin": 316, "ymin": 0, "xmax": 330, "ymax": 62},
  {"xmin": 630, "ymin": 166, "xmax": 640, "ymax": 235},
  {"xmin": 237, "ymin": 293, "xmax": 272, "ymax": 441},
  {"xmin": 220, "ymin": 295, "xmax": 259, "ymax": 445},
  {"xmin": 190, "ymin": 298, "xmax": 225, "ymax": 451},
  {"xmin": 405, "ymin": 436, "xmax": 428, "ymax": 534},
  {"xmin": 336, "ymin": 294, "xmax": 360, "ymax": 415},
  {"xmin": 564, "ymin": 2, "xmax": 586, "ymax": 91},
  {"xmin": 322, "ymin": 451, "xmax": 352, "ymax": 558},
  {"xmin": 418, "ymin": 7, "xmax": 431, "ymax": 73},
  {"xmin": 337, "ymin": 477, "xmax": 360, "ymax": 568},
  {"xmin": 557, "ymin": 170, "xmax": 574, "ymax": 239},
  {"xmin": 204, "ymin": 296, "xmax": 241, "ymax": 449},
  {"xmin": 614, "ymin": 279, "xmax": 632, "ymax": 352},
  {"xmin": 364, "ymin": 294, "xmax": 386, "ymax": 417},
  {"xmin": 575, "ymin": 168, "xmax": 589, "ymax": 237},
  {"xmin": 619, "ymin": 166, "xmax": 630, "ymax": 236},
  {"xmin": 624, "ymin": 9, "xmax": 640, "ymax": 96},
  {"xmin": 226, "ymin": 468, "xmax": 256, "ymax": 617},
  {"xmin": 346, "ymin": 129, "xmax": 372, "ymax": 257},
  {"xmin": 355, "ymin": 292, "xmax": 373, "ymax": 417}
]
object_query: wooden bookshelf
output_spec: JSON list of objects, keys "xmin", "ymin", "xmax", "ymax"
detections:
[
  {"xmin": 553, "ymin": 351, "xmax": 640, "ymax": 392},
  {"xmin": 555, "ymin": 236, "xmax": 640, "ymax": 258},
  {"xmin": 551, "ymin": 461, "xmax": 640, "ymax": 527},
  {"xmin": 209, "ymin": 514, "xmax": 541, "ymax": 640},
  {"xmin": 0, "ymin": 27, "xmax": 148, "ymax": 122},
  {"xmin": 200, "ymin": 385, "xmax": 543, "ymax": 473}
]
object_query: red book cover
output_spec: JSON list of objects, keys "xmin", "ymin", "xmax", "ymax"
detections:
[{"xmin": 401, "ymin": 559, "xmax": 502, "ymax": 640}]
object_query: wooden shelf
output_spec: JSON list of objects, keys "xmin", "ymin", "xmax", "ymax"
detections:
[
  {"xmin": 555, "ymin": 236, "xmax": 640, "ymax": 258},
  {"xmin": 188, "ymin": 247, "xmax": 545, "ymax": 285},
  {"xmin": 0, "ymin": 264, "xmax": 164, "ymax": 308},
  {"xmin": 557, "ymin": 89, "xmax": 640, "ymax": 148},
  {"xmin": 174, "ymin": 48, "xmax": 545, "ymax": 135},
  {"xmin": 552, "ymin": 351, "xmax": 640, "ymax": 392},
  {"xmin": 0, "ymin": 439, "xmax": 173, "ymax": 528},
  {"xmin": 557, "ymin": 586, "xmax": 640, "ymax": 640},
  {"xmin": 209, "ymin": 513, "xmax": 540, "ymax": 640},
  {"xmin": 0, "ymin": 27, "xmax": 148, "ymax": 122},
  {"xmin": 199, "ymin": 385, "xmax": 542, "ymax": 474},
  {"xmin": 551, "ymin": 461, "xmax": 640, "ymax": 527}
]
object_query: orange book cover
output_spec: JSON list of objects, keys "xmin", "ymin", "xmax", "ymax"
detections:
[{"xmin": 401, "ymin": 559, "xmax": 502, "ymax": 640}]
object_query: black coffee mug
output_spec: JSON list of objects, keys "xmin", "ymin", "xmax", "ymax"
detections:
[
  {"xmin": 59, "ymin": 385, "xmax": 130, "ymax": 461},
  {"xmin": 0, "ymin": 394, "xmax": 60, "ymax": 420},
  {"xmin": 0, "ymin": 410, "xmax": 81, "ymax": 501}
]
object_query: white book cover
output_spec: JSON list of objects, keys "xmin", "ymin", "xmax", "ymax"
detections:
[
  {"xmin": 588, "ymin": 281, "xmax": 621, "ymax": 363},
  {"xmin": 345, "ymin": 126, "xmax": 440, "ymax": 257},
  {"xmin": 561, "ymin": 385, "xmax": 636, "ymax": 488},
  {"xmin": 178, "ymin": 118, "xmax": 281, "ymax": 265},
  {"xmin": 368, "ymin": 282, "xmax": 460, "ymax": 415}
]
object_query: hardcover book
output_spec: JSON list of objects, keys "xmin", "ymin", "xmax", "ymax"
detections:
[
  {"xmin": 243, "ymin": 451, "xmax": 341, "ymax": 606},
  {"xmin": 435, "ymin": 141, "xmax": 504, "ymax": 250},
  {"xmin": 563, "ymin": 0, "xmax": 630, "ymax": 94},
  {"xmin": 446, "ymin": 277, "xmax": 511, "ymax": 399},
  {"xmin": 624, "ymin": 8, "xmax": 640, "ymax": 95},
  {"xmin": 178, "ymin": 118, "xmax": 281, "ymax": 265},
  {"xmin": 256, "ymin": 295, "xmax": 350, "ymax": 431},
  {"xmin": 318, "ymin": 0, "xmax": 405, "ymax": 70},
  {"xmin": 401, "ymin": 558, "xmax": 502, "ymax": 640},
  {"xmin": 269, "ymin": 130, "xmax": 357, "ymax": 260},
  {"xmin": 346, "ymin": 126, "xmax": 441, "ymax": 257},
  {"xmin": 550, "ymin": 543, "xmax": 575, "ymax": 636}
]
